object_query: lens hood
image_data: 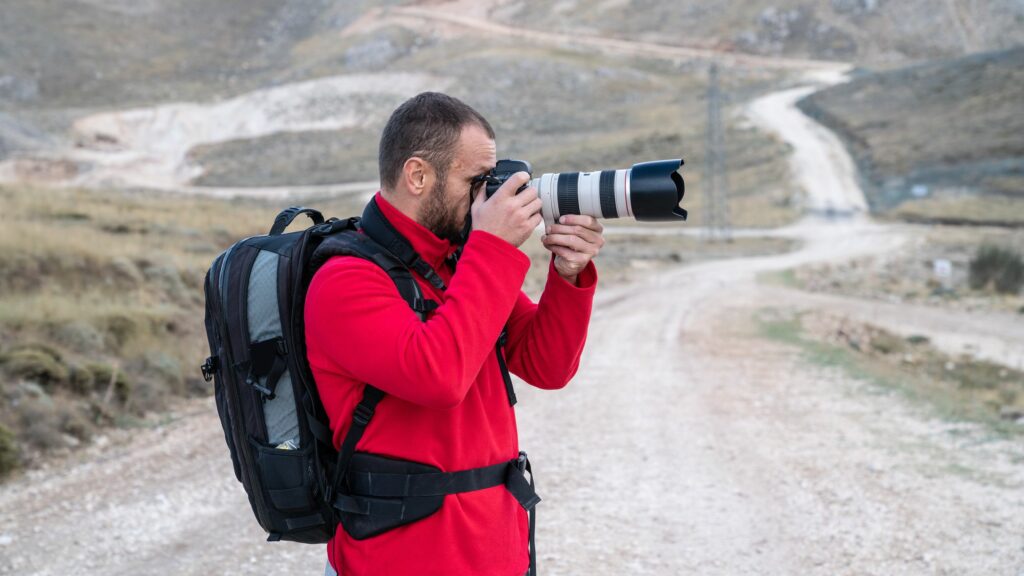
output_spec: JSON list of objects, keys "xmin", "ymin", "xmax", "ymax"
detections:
[{"xmin": 628, "ymin": 159, "xmax": 687, "ymax": 221}]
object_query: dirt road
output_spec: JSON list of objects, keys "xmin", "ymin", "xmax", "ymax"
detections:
[
  {"xmin": 2, "ymin": 22, "xmax": 1023, "ymax": 576},
  {"xmin": 376, "ymin": 5, "xmax": 847, "ymax": 72},
  {"xmin": 0, "ymin": 73, "xmax": 443, "ymax": 197},
  {"xmin": 514, "ymin": 71, "xmax": 1024, "ymax": 574}
]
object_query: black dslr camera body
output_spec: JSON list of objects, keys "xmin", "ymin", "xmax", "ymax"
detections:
[{"xmin": 479, "ymin": 159, "xmax": 534, "ymax": 198}]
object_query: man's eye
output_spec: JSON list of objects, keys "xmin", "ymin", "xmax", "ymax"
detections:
[{"xmin": 470, "ymin": 175, "xmax": 489, "ymax": 192}]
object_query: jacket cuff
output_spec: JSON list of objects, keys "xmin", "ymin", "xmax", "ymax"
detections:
[{"xmin": 547, "ymin": 254, "xmax": 598, "ymax": 291}]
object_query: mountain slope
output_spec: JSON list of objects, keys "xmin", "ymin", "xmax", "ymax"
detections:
[{"xmin": 798, "ymin": 46, "xmax": 1024, "ymax": 225}]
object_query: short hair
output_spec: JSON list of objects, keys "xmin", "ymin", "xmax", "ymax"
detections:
[{"xmin": 378, "ymin": 92, "xmax": 495, "ymax": 190}]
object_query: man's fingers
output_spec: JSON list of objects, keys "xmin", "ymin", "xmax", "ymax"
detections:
[
  {"xmin": 518, "ymin": 201, "xmax": 541, "ymax": 221},
  {"xmin": 548, "ymin": 241, "xmax": 581, "ymax": 260},
  {"xmin": 509, "ymin": 185, "xmax": 539, "ymax": 210},
  {"xmin": 471, "ymin": 172, "xmax": 540, "ymax": 247},
  {"xmin": 545, "ymin": 224, "xmax": 603, "ymax": 246},
  {"xmin": 548, "ymin": 245, "xmax": 586, "ymax": 269},
  {"xmin": 557, "ymin": 214, "xmax": 603, "ymax": 233},
  {"xmin": 541, "ymin": 232, "xmax": 599, "ymax": 255},
  {"xmin": 526, "ymin": 196, "xmax": 543, "ymax": 216}
]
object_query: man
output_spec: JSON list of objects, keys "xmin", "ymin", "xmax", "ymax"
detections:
[{"xmin": 305, "ymin": 92, "xmax": 603, "ymax": 575}]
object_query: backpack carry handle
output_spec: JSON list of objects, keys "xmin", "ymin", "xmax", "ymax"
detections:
[{"xmin": 270, "ymin": 206, "xmax": 325, "ymax": 236}]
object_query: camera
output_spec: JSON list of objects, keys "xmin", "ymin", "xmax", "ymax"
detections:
[{"xmin": 478, "ymin": 158, "xmax": 687, "ymax": 226}]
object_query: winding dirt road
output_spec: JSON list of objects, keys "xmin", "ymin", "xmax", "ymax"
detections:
[
  {"xmin": 515, "ymin": 71, "xmax": 1024, "ymax": 574},
  {"xmin": 2, "ymin": 14, "xmax": 1023, "ymax": 576}
]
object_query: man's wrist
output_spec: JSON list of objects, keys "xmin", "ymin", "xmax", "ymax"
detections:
[{"xmin": 550, "ymin": 258, "xmax": 598, "ymax": 291}]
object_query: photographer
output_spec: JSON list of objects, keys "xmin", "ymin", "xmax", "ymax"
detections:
[{"xmin": 305, "ymin": 92, "xmax": 602, "ymax": 576}]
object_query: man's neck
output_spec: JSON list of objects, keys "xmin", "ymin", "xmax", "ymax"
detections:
[
  {"xmin": 373, "ymin": 191, "xmax": 459, "ymax": 273},
  {"xmin": 380, "ymin": 188, "xmax": 421, "ymax": 226}
]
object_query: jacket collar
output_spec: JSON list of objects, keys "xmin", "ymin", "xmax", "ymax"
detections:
[{"xmin": 372, "ymin": 191, "xmax": 460, "ymax": 273}]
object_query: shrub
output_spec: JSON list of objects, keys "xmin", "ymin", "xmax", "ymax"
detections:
[
  {"xmin": 67, "ymin": 363, "xmax": 96, "ymax": 395},
  {"xmin": 0, "ymin": 423, "xmax": 19, "ymax": 479},
  {"xmin": 90, "ymin": 400, "xmax": 116, "ymax": 426},
  {"xmin": 53, "ymin": 321, "xmax": 107, "ymax": 354},
  {"xmin": 954, "ymin": 358, "xmax": 1009, "ymax": 391},
  {"xmin": 87, "ymin": 362, "xmax": 133, "ymax": 404},
  {"xmin": 143, "ymin": 351, "xmax": 184, "ymax": 395},
  {"xmin": 130, "ymin": 378, "xmax": 169, "ymax": 414},
  {"xmin": 870, "ymin": 331, "xmax": 905, "ymax": 355},
  {"xmin": 103, "ymin": 314, "xmax": 139, "ymax": 350},
  {"xmin": 969, "ymin": 245, "xmax": 1024, "ymax": 294},
  {"xmin": 59, "ymin": 404, "xmax": 94, "ymax": 442},
  {"xmin": 5, "ymin": 342, "xmax": 64, "ymax": 363},
  {"xmin": 18, "ymin": 397, "xmax": 63, "ymax": 450},
  {"xmin": 1, "ymin": 349, "xmax": 68, "ymax": 387}
]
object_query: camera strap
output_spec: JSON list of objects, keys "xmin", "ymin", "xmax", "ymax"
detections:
[
  {"xmin": 496, "ymin": 328, "xmax": 517, "ymax": 407},
  {"xmin": 360, "ymin": 198, "xmax": 448, "ymax": 291}
]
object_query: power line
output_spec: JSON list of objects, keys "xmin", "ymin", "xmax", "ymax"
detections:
[{"xmin": 703, "ymin": 63, "xmax": 732, "ymax": 242}]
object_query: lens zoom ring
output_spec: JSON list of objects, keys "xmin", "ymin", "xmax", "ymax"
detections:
[
  {"xmin": 557, "ymin": 172, "xmax": 580, "ymax": 217},
  {"xmin": 599, "ymin": 170, "xmax": 616, "ymax": 218}
]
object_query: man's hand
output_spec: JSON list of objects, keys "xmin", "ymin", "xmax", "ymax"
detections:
[
  {"xmin": 471, "ymin": 171, "xmax": 543, "ymax": 248},
  {"xmin": 541, "ymin": 214, "xmax": 604, "ymax": 285}
]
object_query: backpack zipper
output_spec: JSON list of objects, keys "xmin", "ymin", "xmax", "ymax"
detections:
[{"xmin": 215, "ymin": 240, "xmax": 272, "ymax": 531}]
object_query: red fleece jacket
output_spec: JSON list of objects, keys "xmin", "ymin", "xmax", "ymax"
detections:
[{"xmin": 304, "ymin": 192, "xmax": 597, "ymax": 575}]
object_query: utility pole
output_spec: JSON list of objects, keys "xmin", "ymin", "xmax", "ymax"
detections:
[{"xmin": 703, "ymin": 63, "xmax": 732, "ymax": 242}]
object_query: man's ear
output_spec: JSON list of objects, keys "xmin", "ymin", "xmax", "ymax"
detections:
[{"xmin": 402, "ymin": 157, "xmax": 435, "ymax": 198}]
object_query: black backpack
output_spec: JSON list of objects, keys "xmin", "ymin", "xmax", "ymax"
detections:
[{"xmin": 201, "ymin": 202, "xmax": 540, "ymax": 571}]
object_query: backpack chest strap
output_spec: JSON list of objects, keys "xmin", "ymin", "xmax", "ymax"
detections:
[
  {"xmin": 344, "ymin": 454, "xmax": 539, "ymax": 506},
  {"xmin": 332, "ymin": 450, "xmax": 541, "ymax": 573},
  {"xmin": 333, "ymin": 452, "xmax": 540, "ymax": 517}
]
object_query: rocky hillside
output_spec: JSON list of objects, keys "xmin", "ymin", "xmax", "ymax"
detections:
[
  {"xmin": 3, "ymin": 0, "xmax": 1023, "ymax": 155},
  {"xmin": 798, "ymin": 47, "xmax": 1024, "ymax": 226},
  {"xmin": 0, "ymin": 0, "xmax": 804, "ymax": 228},
  {"xmin": 3, "ymin": 1, "xmax": 1021, "ymax": 202},
  {"xmin": 499, "ymin": 0, "xmax": 1024, "ymax": 64},
  {"xmin": 0, "ymin": 0, "xmax": 409, "ymax": 112}
]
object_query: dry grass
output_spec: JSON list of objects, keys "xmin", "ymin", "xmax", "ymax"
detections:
[
  {"xmin": 759, "ymin": 309, "xmax": 1024, "ymax": 435},
  {"xmin": 888, "ymin": 195, "xmax": 1024, "ymax": 228},
  {"xmin": 780, "ymin": 224, "xmax": 1024, "ymax": 315},
  {"xmin": 0, "ymin": 179, "xmax": 796, "ymax": 477},
  {"xmin": 0, "ymin": 183, "xmax": 368, "ymax": 475}
]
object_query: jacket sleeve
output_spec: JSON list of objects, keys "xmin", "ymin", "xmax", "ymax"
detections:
[
  {"xmin": 503, "ymin": 254, "xmax": 598, "ymax": 390},
  {"xmin": 304, "ymin": 230, "xmax": 530, "ymax": 409}
]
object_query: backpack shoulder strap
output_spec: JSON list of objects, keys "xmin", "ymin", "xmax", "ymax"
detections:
[
  {"xmin": 310, "ymin": 227, "xmax": 439, "ymax": 319},
  {"xmin": 359, "ymin": 198, "xmax": 447, "ymax": 291},
  {"xmin": 309, "ymin": 224, "xmax": 442, "ymax": 496}
]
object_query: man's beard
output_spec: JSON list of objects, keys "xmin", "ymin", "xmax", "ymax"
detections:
[{"xmin": 420, "ymin": 179, "xmax": 470, "ymax": 246}]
